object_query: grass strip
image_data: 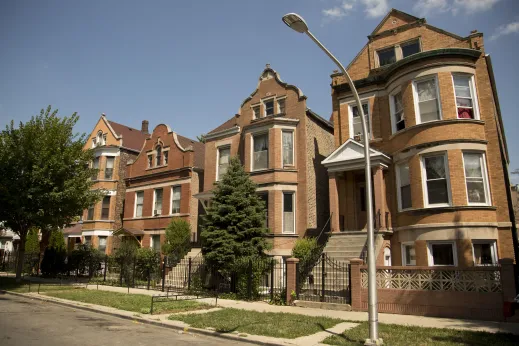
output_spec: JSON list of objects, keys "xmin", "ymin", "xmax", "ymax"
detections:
[
  {"xmin": 169, "ymin": 308, "xmax": 343, "ymax": 339},
  {"xmin": 322, "ymin": 321, "xmax": 519, "ymax": 346}
]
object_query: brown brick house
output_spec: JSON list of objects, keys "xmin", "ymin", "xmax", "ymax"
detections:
[
  {"xmin": 323, "ymin": 9, "xmax": 516, "ymax": 267},
  {"xmin": 122, "ymin": 123, "xmax": 204, "ymax": 251},
  {"xmin": 69, "ymin": 115, "xmax": 148, "ymax": 254},
  {"xmin": 196, "ymin": 65, "xmax": 334, "ymax": 257}
]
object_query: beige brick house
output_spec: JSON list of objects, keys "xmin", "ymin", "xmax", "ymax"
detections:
[
  {"xmin": 196, "ymin": 65, "xmax": 334, "ymax": 257},
  {"xmin": 66, "ymin": 115, "xmax": 147, "ymax": 254},
  {"xmin": 323, "ymin": 9, "xmax": 516, "ymax": 267},
  {"xmin": 121, "ymin": 124, "xmax": 204, "ymax": 251}
]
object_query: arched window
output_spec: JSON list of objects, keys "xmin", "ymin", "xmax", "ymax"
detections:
[{"xmin": 156, "ymin": 146, "xmax": 162, "ymax": 166}]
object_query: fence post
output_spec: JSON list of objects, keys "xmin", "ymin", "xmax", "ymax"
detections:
[
  {"xmin": 270, "ymin": 259, "xmax": 274, "ymax": 302},
  {"xmin": 103, "ymin": 255, "xmax": 107, "ymax": 282},
  {"xmin": 321, "ymin": 253, "xmax": 326, "ymax": 302},
  {"xmin": 161, "ymin": 259, "xmax": 166, "ymax": 292},
  {"xmin": 499, "ymin": 258, "xmax": 516, "ymax": 319},
  {"xmin": 247, "ymin": 259, "xmax": 253, "ymax": 300},
  {"xmin": 349, "ymin": 258, "xmax": 363, "ymax": 311},
  {"xmin": 286, "ymin": 257, "xmax": 299, "ymax": 305},
  {"xmin": 188, "ymin": 257, "xmax": 192, "ymax": 291}
]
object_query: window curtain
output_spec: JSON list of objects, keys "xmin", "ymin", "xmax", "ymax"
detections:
[
  {"xmin": 417, "ymin": 79, "xmax": 437, "ymax": 101},
  {"xmin": 282, "ymin": 132, "xmax": 293, "ymax": 165},
  {"xmin": 254, "ymin": 134, "xmax": 268, "ymax": 170}
]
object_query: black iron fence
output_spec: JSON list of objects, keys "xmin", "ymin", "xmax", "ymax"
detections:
[
  {"xmin": 1, "ymin": 251, "xmax": 44, "ymax": 276},
  {"xmin": 297, "ymin": 253, "xmax": 351, "ymax": 304}
]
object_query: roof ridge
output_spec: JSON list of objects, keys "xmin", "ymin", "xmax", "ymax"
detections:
[{"xmin": 107, "ymin": 119, "xmax": 143, "ymax": 133}]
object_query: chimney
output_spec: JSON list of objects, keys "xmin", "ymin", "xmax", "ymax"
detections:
[{"xmin": 141, "ymin": 120, "xmax": 149, "ymax": 135}]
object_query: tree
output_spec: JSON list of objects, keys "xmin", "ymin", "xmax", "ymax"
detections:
[
  {"xmin": 25, "ymin": 229, "xmax": 40, "ymax": 254},
  {"xmin": 201, "ymin": 156, "xmax": 270, "ymax": 272},
  {"xmin": 0, "ymin": 106, "xmax": 103, "ymax": 280},
  {"xmin": 196, "ymin": 135, "xmax": 206, "ymax": 143},
  {"xmin": 162, "ymin": 218, "xmax": 191, "ymax": 265}
]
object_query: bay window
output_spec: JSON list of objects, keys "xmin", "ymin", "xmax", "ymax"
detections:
[
  {"xmin": 427, "ymin": 241, "xmax": 457, "ymax": 266},
  {"xmin": 472, "ymin": 241, "xmax": 497, "ymax": 266},
  {"xmin": 414, "ymin": 77, "xmax": 441, "ymax": 123},
  {"xmin": 453, "ymin": 74, "xmax": 478, "ymax": 119},
  {"xmin": 390, "ymin": 91, "xmax": 405, "ymax": 132},
  {"xmin": 283, "ymin": 192, "xmax": 295, "ymax": 234},
  {"xmin": 259, "ymin": 193, "xmax": 268, "ymax": 228},
  {"xmin": 350, "ymin": 102, "xmax": 370, "ymax": 140},
  {"xmin": 217, "ymin": 146, "xmax": 230, "ymax": 180},
  {"xmin": 282, "ymin": 131, "xmax": 294, "ymax": 166},
  {"xmin": 98, "ymin": 236, "xmax": 107, "ymax": 254},
  {"xmin": 87, "ymin": 205, "xmax": 95, "ymax": 220},
  {"xmin": 463, "ymin": 152, "xmax": 490, "ymax": 205},
  {"xmin": 396, "ymin": 162, "xmax": 411, "ymax": 210},
  {"xmin": 105, "ymin": 156, "xmax": 114, "ymax": 179},
  {"xmin": 252, "ymin": 133, "xmax": 269, "ymax": 171},
  {"xmin": 402, "ymin": 243, "xmax": 416, "ymax": 266},
  {"xmin": 92, "ymin": 157, "xmax": 99, "ymax": 180},
  {"xmin": 422, "ymin": 154, "xmax": 451, "ymax": 206},
  {"xmin": 101, "ymin": 196, "xmax": 110, "ymax": 220}
]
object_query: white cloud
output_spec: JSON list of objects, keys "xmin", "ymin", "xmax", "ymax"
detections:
[
  {"xmin": 361, "ymin": 0, "xmax": 389, "ymax": 18},
  {"xmin": 453, "ymin": 0, "xmax": 500, "ymax": 14},
  {"xmin": 490, "ymin": 21, "xmax": 519, "ymax": 40},
  {"xmin": 322, "ymin": 0, "xmax": 356, "ymax": 20},
  {"xmin": 413, "ymin": 0, "xmax": 450, "ymax": 17}
]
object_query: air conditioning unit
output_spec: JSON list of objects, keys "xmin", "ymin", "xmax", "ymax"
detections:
[{"xmin": 154, "ymin": 210, "xmax": 162, "ymax": 216}]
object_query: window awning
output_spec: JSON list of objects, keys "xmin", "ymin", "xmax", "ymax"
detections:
[{"xmin": 322, "ymin": 139, "xmax": 391, "ymax": 172}]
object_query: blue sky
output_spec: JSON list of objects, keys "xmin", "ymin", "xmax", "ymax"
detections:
[{"xmin": 1, "ymin": 0, "xmax": 518, "ymax": 178}]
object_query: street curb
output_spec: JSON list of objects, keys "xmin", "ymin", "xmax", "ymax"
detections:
[{"xmin": 1, "ymin": 290, "xmax": 289, "ymax": 346}]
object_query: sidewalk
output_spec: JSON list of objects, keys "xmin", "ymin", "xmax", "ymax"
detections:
[{"xmin": 82, "ymin": 284, "xmax": 519, "ymax": 335}]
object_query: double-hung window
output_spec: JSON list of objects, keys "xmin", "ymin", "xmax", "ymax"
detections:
[
  {"xmin": 156, "ymin": 146, "xmax": 162, "ymax": 167},
  {"xmin": 105, "ymin": 156, "xmax": 114, "ymax": 180},
  {"xmin": 277, "ymin": 98, "xmax": 286, "ymax": 114},
  {"xmin": 87, "ymin": 205, "xmax": 95, "ymax": 220},
  {"xmin": 427, "ymin": 241, "xmax": 457, "ymax": 266},
  {"xmin": 282, "ymin": 131, "xmax": 294, "ymax": 166},
  {"xmin": 154, "ymin": 189, "xmax": 163, "ymax": 216},
  {"xmin": 101, "ymin": 196, "xmax": 110, "ymax": 220},
  {"xmin": 350, "ymin": 102, "xmax": 370, "ymax": 140},
  {"xmin": 401, "ymin": 243, "xmax": 416, "ymax": 266},
  {"xmin": 472, "ymin": 241, "xmax": 497, "ymax": 266},
  {"xmin": 396, "ymin": 162, "xmax": 411, "ymax": 210},
  {"xmin": 283, "ymin": 192, "xmax": 295, "ymax": 234},
  {"xmin": 264, "ymin": 99, "xmax": 275, "ymax": 117},
  {"xmin": 151, "ymin": 235, "xmax": 161, "ymax": 252},
  {"xmin": 390, "ymin": 91, "xmax": 405, "ymax": 132},
  {"xmin": 422, "ymin": 154, "xmax": 450, "ymax": 206},
  {"xmin": 92, "ymin": 157, "xmax": 100, "ymax": 180},
  {"xmin": 98, "ymin": 236, "xmax": 107, "ymax": 253},
  {"xmin": 463, "ymin": 152, "xmax": 490, "ymax": 205},
  {"xmin": 217, "ymin": 147, "xmax": 230, "ymax": 180},
  {"xmin": 171, "ymin": 186, "xmax": 181, "ymax": 214},
  {"xmin": 252, "ymin": 133, "xmax": 269, "ymax": 171},
  {"xmin": 414, "ymin": 77, "xmax": 441, "ymax": 123},
  {"xmin": 453, "ymin": 74, "xmax": 478, "ymax": 119},
  {"xmin": 135, "ymin": 191, "xmax": 144, "ymax": 217}
]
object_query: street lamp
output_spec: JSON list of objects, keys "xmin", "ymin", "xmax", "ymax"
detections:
[{"xmin": 282, "ymin": 13, "xmax": 381, "ymax": 345}]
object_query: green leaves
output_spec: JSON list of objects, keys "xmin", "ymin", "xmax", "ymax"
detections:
[{"xmin": 163, "ymin": 218, "xmax": 192, "ymax": 265}]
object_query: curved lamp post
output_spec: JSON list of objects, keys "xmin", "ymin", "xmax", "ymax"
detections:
[{"xmin": 282, "ymin": 13, "xmax": 381, "ymax": 345}]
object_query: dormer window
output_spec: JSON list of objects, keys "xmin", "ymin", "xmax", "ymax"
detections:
[
  {"xmin": 376, "ymin": 38, "xmax": 421, "ymax": 67},
  {"xmin": 156, "ymin": 146, "xmax": 162, "ymax": 167}
]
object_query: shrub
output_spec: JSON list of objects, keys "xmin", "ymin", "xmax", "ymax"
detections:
[
  {"xmin": 40, "ymin": 247, "xmax": 67, "ymax": 277},
  {"xmin": 112, "ymin": 240, "xmax": 138, "ymax": 285},
  {"xmin": 135, "ymin": 247, "xmax": 161, "ymax": 284},
  {"xmin": 67, "ymin": 244, "xmax": 104, "ymax": 277},
  {"xmin": 292, "ymin": 237, "xmax": 323, "ymax": 291},
  {"xmin": 163, "ymin": 218, "xmax": 191, "ymax": 265}
]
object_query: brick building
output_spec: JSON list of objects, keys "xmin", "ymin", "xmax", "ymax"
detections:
[
  {"xmin": 121, "ymin": 123, "xmax": 204, "ymax": 251},
  {"xmin": 68, "ymin": 115, "xmax": 147, "ymax": 254},
  {"xmin": 196, "ymin": 65, "xmax": 334, "ymax": 257},
  {"xmin": 323, "ymin": 9, "xmax": 516, "ymax": 267}
]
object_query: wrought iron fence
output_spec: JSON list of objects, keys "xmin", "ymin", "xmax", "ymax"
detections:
[
  {"xmin": 361, "ymin": 267, "xmax": 502, "ymax": 293},
  {"xmin": 297, "ymin": 253, "xmax": 350, "ymax": 304}
]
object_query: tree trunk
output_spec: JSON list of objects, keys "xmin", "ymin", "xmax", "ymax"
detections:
[{"xmin": 15, "ymin": 232, "xmax": 27, "ymax": 282}]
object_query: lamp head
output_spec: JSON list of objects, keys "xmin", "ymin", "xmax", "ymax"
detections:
[{"xmin": 282, "ymin": 13, "xmax": 308, "ymax": 33}]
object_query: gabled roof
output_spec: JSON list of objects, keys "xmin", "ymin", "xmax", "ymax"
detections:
[
  {"xmin": 108, "ymin": 120, "xmax": 148, "ymax": 152},
  {"xmin": 207, "ymin": 116, "xmax": 238, "ymax": 135},
  {"xmin": 322, "ymin": 139, "xmax": 391, "ymax": 172},
  {"xmin": 371, "ymin": 8, "xmax": 420, "ymax": 36}
]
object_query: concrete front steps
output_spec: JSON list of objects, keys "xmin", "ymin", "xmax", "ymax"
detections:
[
  {"xmin": 163, "ymin": 248, "xmax": 201, "ymax": 289},
  {"xmin": 323, "ymin": 232, "xmax": 368, "ymax": 263}
]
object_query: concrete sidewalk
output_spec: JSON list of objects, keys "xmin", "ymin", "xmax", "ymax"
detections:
[{"xmin": 82, "ymin": 284, "xmax": 519, "ymax": 335}]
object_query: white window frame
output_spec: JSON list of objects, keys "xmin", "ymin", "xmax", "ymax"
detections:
[
  {"xmin": 263, "ymin": 97, "xmax": 275, "ymax": 117},
  {"xmin": 170, "ymin": 185, "xmax": 181, "ymax": 215},
  {"xmin": 251, "ymin": 103, "xmax": 261, "ymax": 119},
  {"xmin": 134, "ymin": 191, "xmax": 144, "ymax": 218},
  {"xmin": 153, "ymin": 188, "xmax": 163, "ymax": 216},
  {"xmin": 104, "ymin": 156, "xmax": 115, "ymax": 180},
  {"xmin": 277, "ymin": 96, "xmax": 286, "ymax": 114},
  {"xmin": 412, "ymin": 75, "xmax": 443, "ymax": 125},
  {"xmin": 395, "ymin": 161, "xmax": 411, "ymax": 211},
  {"xmin": 401, "ymin": 242, "xmax": 416, "ymax": 266},
  {"xmin": 462, "ymin": 151, "xmax": 491, "ymax": 206},
  {"xmin": 282, "ymin": 191, "xmax": 296, "ymax": 234},
  {"xmin": 348, "ymin": 100, "xmax": 372, "ymax": 140},
  {"xmin": 427, "ymin": 241, "xmax": 458, "ymax": 266},
  {"xmin": 452, "ymin": 73, "xmax": 480, "ymax": 120},
  {"xmin": 251, "ymin": 132, "xmax": 269, "ymax": 172},
  {"xmin": 216, "ymin": 145, "xmax": 231, "ymax": 181},
  {"xmin": 421, "ymin": 153, "xmax": 452, "ymax": 208},
  {"xmin": 281, "ymin": 130, "xmax": 295, "ymax": 167},
  {"xmin": 471, "ymin": 240, "xmax": 498, "ymax": 266},
  {"xmin": 389, "ymin": 87, "xmax": 405, "ymax": 134}
]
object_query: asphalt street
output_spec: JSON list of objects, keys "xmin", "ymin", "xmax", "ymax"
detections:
[{"xmin": 0, "ymin": 293, "xmax": 247, "ymax": 346}]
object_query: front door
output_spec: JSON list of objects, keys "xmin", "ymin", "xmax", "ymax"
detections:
[{"xmin": 356, "ymin": 182, "xmax": 367, "ymax": 230}]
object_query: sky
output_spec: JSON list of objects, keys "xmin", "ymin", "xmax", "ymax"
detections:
[{"xmin": 1, "ymin": 0, "xmax": 519, "ymax": 179}]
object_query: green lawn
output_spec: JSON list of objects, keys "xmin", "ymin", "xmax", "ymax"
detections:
[
  {"xmin": 44, "ymin": 288, "xmax": 211, "ymax": 314},
  {"xmin": 169, "ymin": 308, "xmax": 343, "ymax": 339},
  {"xmin": 322, "ymin": 322, "xmax": 519, "ymax": 346}
]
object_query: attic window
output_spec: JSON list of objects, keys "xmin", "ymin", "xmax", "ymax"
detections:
[
  {"xmin": 376, "ymin": 38, "xmax": 421, "ymax": 67},
  {"xmin": 377, "ymin": 47, "xmax": 396, "ymax": 67}
]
